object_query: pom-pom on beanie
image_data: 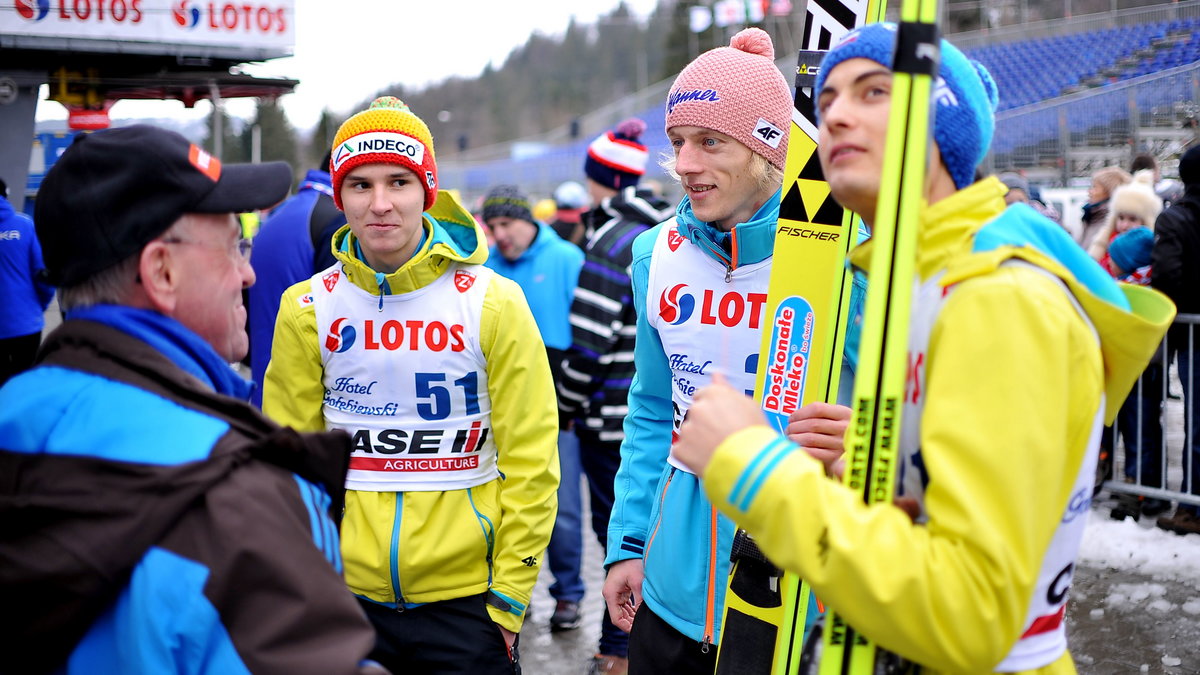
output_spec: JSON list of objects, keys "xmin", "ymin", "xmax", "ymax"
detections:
[
  {"xmin": 814, "ymin": 23, "xmax": 999, "ymax": 190},
  {"xmin": 330, "ymin": 96, "xmax": 438, "ymax": 211},
  {"xmin": 481, "ymin": 184, "xmax": 534, "ymax": 224},
  {"xmin": 1109, "ymin": 226, "xmax": 1154, "ymax": 273},
  {"xmin": 664, "ymin": 27, "xmax": 792, "ymax": 170},
  {"xmin": 585, "ymin": 118, "xmax": 649, "ymax": 190}
]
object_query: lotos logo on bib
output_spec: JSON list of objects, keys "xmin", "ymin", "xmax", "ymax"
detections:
[
  {"xmin": 332, "ymin": 131, "xmax": 425, "ymax": 172},
  {"xmin": 454, "ymin": 269, "xmax": 477, "ymax": 293},
  {"xmin": 659, "ymin": 284, "xmax": 695, "ymax": 325},
  {"xmin": 667, "ymin": 228, "xmax": 685, "ymax": 252},
  {"xmin": 326, "ymin": 318, "xmax": 357, "ymax": 353}
]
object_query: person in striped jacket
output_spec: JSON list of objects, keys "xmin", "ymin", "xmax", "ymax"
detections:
[{"xmin": 558, "ymin": 117, "xmax": 671, "ymax": 675}]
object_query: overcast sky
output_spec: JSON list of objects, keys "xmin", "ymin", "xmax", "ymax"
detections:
[{"xmin": 36, "ymin": 0, "xmax": 660, "ymax": 129}]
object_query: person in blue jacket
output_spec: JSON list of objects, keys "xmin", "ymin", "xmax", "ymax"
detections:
[
  {"xmin": 0, "ymin": 178, "xmax": 55, "ymax": 384},
  {"xmin": 0, "ymin": 125, "xmax": 380, "ymax": 675},
  {"xmin": 247, "ymin": 152, "xmax": 346, "ymax": 407},
  {"xmin": 482, "ymin": 183, "xmax": 588, "ymax": 632},
  {"xmin": 599, "ymin": 28, "xmax": 864, "ymax": 674}
]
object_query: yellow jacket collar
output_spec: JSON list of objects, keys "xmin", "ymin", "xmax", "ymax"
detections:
[
  {"xmin": 850, "ymin": 177, "xmax": 1009, "ymax": 281},
  {"xmin": 331, "ymin": 190, "xmax": 486, "ymax": 295}
]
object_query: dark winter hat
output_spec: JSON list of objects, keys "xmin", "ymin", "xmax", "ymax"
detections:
[
  {"xmin": 481, "ymin": 185, "xmax": 534, "ymax": 223},
  {"xmin": 35, "ymin": 124, "xmax": 291, "ymax": 287},
  {"xmin": 1109, "ymin": 226, "xmax": 1154, "ymax": 273},
  {"xmin": 585, "ymin": 118, "xmax": 649, "ymax": 190},
  {"xmin": 1179, "ymin": 144, "xmax": 1200, "ymax": 187},
  {"xmin": 815, "ymin": 22, "xmax": 999, "ymax": 190}
]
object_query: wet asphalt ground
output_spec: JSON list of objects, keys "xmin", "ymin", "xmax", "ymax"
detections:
[
  {"xmin": 522, "ymin": 383, "xmax": 1200, "ymax": 674},
  {"xmin": 521, "ymin": 487, "xmax": 1200, "ymax": 675}
]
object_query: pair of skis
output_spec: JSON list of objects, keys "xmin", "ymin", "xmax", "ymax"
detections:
[{"xmin": 715, "ymin": 0, "xmax": 942, "ymax": 673}]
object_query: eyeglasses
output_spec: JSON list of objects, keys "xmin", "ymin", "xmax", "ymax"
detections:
[{"xmin": 161, "ymin": 236, "xmax": 253, "ymax": 262}]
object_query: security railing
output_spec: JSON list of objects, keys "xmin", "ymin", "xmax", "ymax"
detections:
[
  {"xmin": 1103, "ymin": 313, "xmax": 1200, "ymax": 509},
  {"xmin": 990, "ymin": 63, "xmax": 1200, "ymax": 184}
]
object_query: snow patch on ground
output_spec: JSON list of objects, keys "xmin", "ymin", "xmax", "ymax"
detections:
[{"xmin": 1078, "ymin": 512, "xmax": 1200, "ymax": 587}]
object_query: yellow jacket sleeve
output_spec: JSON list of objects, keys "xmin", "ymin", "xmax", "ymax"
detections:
[
  {"xmin": 702, "ymin": 266, "xmax": 1098, "ymax": 673},
  {"xmin": 262, "ymin": 280, "xmax": 326, "ymax": 433},
  {"xmin": 479, "ymin": 275, "xmax": 561, "ymax": 633}
]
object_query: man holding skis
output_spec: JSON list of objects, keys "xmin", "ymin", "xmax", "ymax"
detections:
[
  {"xmin": 672, "ymin": 23, "xmax": 1173, "ymax": 674},
  {"xmin": 600, "ymin": 27, "xmax": 862, "ymax": 674}
]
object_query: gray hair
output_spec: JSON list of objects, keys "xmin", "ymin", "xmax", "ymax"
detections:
[{"xmin": 57, "ymin": 215, "xmax": 191, "ymax": 311}]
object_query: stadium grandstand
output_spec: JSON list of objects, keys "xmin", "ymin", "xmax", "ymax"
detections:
[{"xmin": 439, "ymin": 0, "xmax": 1200, "ymax": 204}]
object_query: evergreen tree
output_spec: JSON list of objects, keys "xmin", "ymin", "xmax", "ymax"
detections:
[
  {"xmin": 307, "ymin": 108, "xmax": 339, "ymax": 170},
  {"xmin": 243, "ymin": 98, "xmax": 298, "ymax": 176},
  {"xmin": 201, "ymin": 103, "xmax": 245, "ymax": 164}
]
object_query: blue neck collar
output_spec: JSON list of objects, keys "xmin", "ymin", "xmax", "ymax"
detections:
[
  {"xmin": 674, "ymin": 188, "xmax": 781, "ymax": 268},
  {"xmin": 66, "ymin": 304, "xmax": 253, "ymax": 400}
]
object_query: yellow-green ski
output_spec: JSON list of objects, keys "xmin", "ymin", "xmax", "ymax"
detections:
[
  {"xmin": 714, "ymin": 2, "xmax": 886, "ymax": 674},
  {"xmin": 817, "ymin": 0, "xmax": 942, "ymax": 674}
]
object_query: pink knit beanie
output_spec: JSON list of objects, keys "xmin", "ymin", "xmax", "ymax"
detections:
[{"xmin": 665, "ymin": 28, "xmax": 792, "ymax": 170}]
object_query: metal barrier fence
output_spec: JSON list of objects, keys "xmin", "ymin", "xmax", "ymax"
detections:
[{"xmin": 1102, "ymin": 313, "xmax": 1200, "ymax": 509}]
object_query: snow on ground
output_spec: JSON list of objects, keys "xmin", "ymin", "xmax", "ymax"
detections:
[{"xmin": 1078, "ymin": 511, "xmax": 1200, "ymax": 587}]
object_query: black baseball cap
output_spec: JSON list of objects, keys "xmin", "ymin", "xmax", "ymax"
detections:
[{"xmin": 35, "ymin": 124, "xmax": 293, "ymax": 286}]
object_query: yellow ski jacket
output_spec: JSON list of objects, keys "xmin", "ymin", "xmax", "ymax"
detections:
[
  {"xmin": 263, "ymin": 191, "xmax": 559, "ymax": 633},
  {"xmin": 700, "ymin": 178, "xmax": 1174, "ymax": 673}
]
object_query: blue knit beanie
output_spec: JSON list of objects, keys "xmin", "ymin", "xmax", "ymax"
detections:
[
  {"xmin": 814, "ymin": 23, "xmax": 999, "ymax": 190},
  {"xmin": 1108, "ymin": 226, "xmax": 1154, "ymax": 273}
]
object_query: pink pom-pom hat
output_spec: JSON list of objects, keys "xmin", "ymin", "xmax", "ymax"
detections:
[{"xmin": 665, "ymin": 27, "xmax": 792, "ymax": 170}]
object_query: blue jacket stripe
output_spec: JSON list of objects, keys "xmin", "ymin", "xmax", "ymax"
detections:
[
  {"xmin": 728, "ymin": 436, "xmax": 790, "ymax": 510},
  {"xmin": 68, "ymin": 547, "xmax": 251, "ymax": 674},
  {"xmin": 737, "ymin": 440, "xmax": 794, "ymax": 512},
  {"xmin": 294, "ymin": 477, "xmax": 324, "ymax": 557},
  {"xmin": 0, "ymin": 366, "xmax": 226, "ymax": 465},
  {"xmin": 489, "ymin": 589, "xmax": 526, "ymax": 617}
]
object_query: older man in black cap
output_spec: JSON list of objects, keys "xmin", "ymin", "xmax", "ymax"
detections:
[{"xmin": 0, "ymin": 125, "xmax": 382, "ymax": 674}]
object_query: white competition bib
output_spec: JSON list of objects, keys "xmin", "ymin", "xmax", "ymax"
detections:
[
  {"xmin": 311, "ymin": 263, "xmax": 499, "ymax": 492},
  {"xmin": 646, "ymin": 221, "xmax": 771, "ymax": 473}
]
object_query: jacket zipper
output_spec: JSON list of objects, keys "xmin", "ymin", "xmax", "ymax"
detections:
[
  {"xmin": 390, "ymin": 493, "xmax": 405, "ymax": 611},
  {"xmin": 727, "ymin": 224, "xmax": 739, "ymax": 283},
  {"xmin": 642, "ymin": 470, "xmax": 675, "ymax": 561},
  {"xmin": 702, "ymin": 505, "xmax": 718, "ymax": 653}
]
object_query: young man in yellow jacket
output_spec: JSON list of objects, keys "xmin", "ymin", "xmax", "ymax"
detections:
[
  {"xmin": 672, "ymin": 24, "xmax": 1174, "ymax": 674},
  {"xmin": 263, "ymin": 97, "xmax": 559, "ymax": 673}
]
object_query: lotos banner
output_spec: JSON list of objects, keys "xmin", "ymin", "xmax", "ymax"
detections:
[{"xmin": 4, "ymin": 0, "xmax": 294, "ymax": 55}]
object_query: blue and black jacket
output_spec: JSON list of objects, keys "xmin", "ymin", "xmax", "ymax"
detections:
[{"xmin": 0, "ymin": 306, "xmax": 376, "ymax": 674}]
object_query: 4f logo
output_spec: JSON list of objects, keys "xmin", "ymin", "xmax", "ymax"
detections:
[
  {"xmin": 425, "ymin": 171, "xmax": 436, "ymax": 190},
  {"xmin": 522, "ymin": 556, "xmax": 538, "ymax": 567},
  {"xmin": 933, "ymin": 76, "xmax": 958, "ymax": 109},
  {"xmin": 454, "ymin": 269, "xmax": 476, "ymax": 293},
  {"xmin": 753, "ymin": 118, "xmax": 784, "ymax": 149}
]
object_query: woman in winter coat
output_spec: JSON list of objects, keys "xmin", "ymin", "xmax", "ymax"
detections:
[
  {"xmin": 1080, "ymin": 165, "xmax": 1133, "ymax": 249},
  {"xmin": 1087, "ymin": 171, "xmax": 1163, "ymax": 274}
]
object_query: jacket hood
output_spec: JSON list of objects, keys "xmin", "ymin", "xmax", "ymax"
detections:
[
  {"xmin": 852, "ymin": 177, "xmax": 1175, "ymax": 423},
  {"xmin": 330, "ymin": 189, "xmax": 486, "ymax": 295}
]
